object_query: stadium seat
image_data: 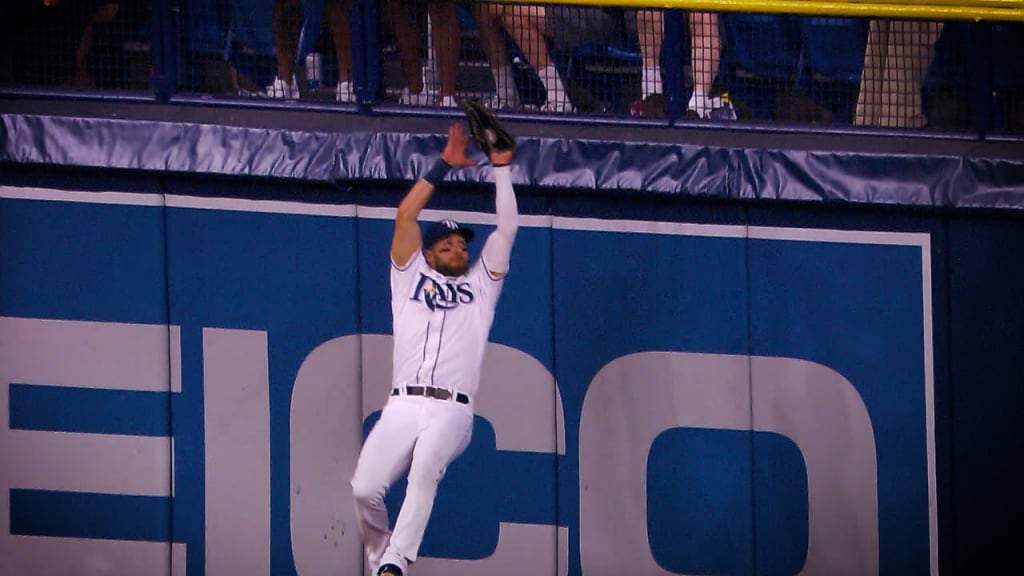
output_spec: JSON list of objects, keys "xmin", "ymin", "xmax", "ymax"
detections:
[
  {"xmin": 924, "ymin": 22, "xmax": 980, "ymax": 129},
  {"xmin": 991, "ymin": 22, "xmax": 1024, "ymax": 91},
  {"xmin": 549, "ymin": 7, "xmax": 642, "ymax": 113},
  {"xmin": 179, "ymin": 0, "xmax": 235, "ymax": 91},
  {"xmin": 180, "ymin": 0, "xmax": 330, "ymax": 93},
  {"xmin": 795, "ymin": 16, "xmax": 869, "ymax": 124},
  {"xmin": 796, "ymin": 16, "xmax": 867, "ymax": 84},
  {"xmin": 984, "ymin": 22, "xmax": 1024, "ymax": 129},
  {"xmin": 720, "ymin": 13, "xmax": 802, "ymax": 120},
  {"xmin": 555, "ymin": 42, "xmax": 642, "ymax": 113}
]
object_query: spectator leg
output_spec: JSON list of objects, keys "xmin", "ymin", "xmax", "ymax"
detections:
[
  {"xmin": 472, "ymin": 3, "xmax": 520, "ymax": 107},
  {"xmin": 880, "ymin": 20, "xmax": 943, "ymax": 128},
  {"xmin": 72, "ymin": 2, "xmax": 119, "ymax": 88},
  {"xmin": 273, "ymin": 0, "xmax": 301, "ymax": 86},
  {"xmin": 688, "ymin": 12, "xmax": 720, "ymax": 115},
  {"xmin": 385, "ymin": 0, "xmax": 425, "ymax": 95},
  {"xmin": 502, "ymin": 6, "xmax": 569, "ymax": 110},
  {"xmin": 325, "ymin": 0, "xmax": 353, "ymax": 84},
  {"xmin": 426, "ymin": 0, "xmax": 459, "ymax": 102},
  {"xmin": 856, "ymin": 19, "xmax": 890, "ymax": 126},
  {"xmin": 637, "ymin": 9, "xmax": 663, "ymax": 99}
]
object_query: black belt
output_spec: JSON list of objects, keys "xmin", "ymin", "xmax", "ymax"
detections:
[{"xmin": 393, "ymin": 385, "xmax": 469, "ymax": 405}]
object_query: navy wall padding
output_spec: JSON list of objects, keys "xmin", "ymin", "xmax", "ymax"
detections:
[
  {"xmin": 946, "ymin": 216, "xmax": 1024, "ymax": 574},
  {"xmin": 2, "ymin": 105, "xmax": 1023, "ymax": 211},
  {"xmin": 2, "ymin": 103, "xmax": 1023, "ymax": 574}
]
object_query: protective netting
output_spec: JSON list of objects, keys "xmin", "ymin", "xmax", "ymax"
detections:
[{"xmin": 1, "ymin": 2, "xmax": 1021, "ymax": 132}]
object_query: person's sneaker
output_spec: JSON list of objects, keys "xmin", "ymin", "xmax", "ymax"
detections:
[
  {"xmin": 540, "ymin": 98, "xmax": 574, "ymax": 113},
  {"xmin": 399, "ymin": 88, "xmax": 431, "ymax": 106},
  {"xmin": 377, "ymin": 563, "xmax": 403, "ymax": 576},
  {"xmin": 630, "ymin": 93, "xmax": 665, "ymax": 118},
  {"xmin": 262, "ymin": 75, "xmax": 299, "ymax": 99},
  {"xmin": 336, "ymin": 80, "xmax": 355, "ymax": 103},
  {"xmin": 438, "ymin": 95, "xmax": 458, "ymax": 108},
  {"xmin": 688, "ymin": 93, "xmax": 738, "ymax": 120},
  {"xmin": 707, "ymin": 94, "xmax": 738, "ymax": 120},
  {"xmin": 482, "ymin": 92, "xmax": 520, "ymax": 110}
]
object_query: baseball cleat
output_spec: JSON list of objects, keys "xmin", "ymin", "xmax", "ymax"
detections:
[{"xmin": 377, "ymin": 563, "xmax": 404, "ymax": 576}]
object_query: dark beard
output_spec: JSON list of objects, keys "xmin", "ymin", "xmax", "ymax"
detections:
[{"xmin": 433, "ymin": 261, "xmax": 468, "ymax": 277}]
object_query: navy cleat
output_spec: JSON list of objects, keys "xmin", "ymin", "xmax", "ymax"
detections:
[{"xmin": 377, "ymin": 563, "xmax": 404, "ymax": 576}]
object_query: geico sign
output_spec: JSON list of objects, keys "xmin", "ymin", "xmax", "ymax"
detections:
[{"xmin": 0, "ymin": 317, "xmax": 878, "ymax": 576}]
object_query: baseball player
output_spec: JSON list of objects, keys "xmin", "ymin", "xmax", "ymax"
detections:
[{"xmin": 350, "ymin": 104, "xmax": 518, "ymax": 576}]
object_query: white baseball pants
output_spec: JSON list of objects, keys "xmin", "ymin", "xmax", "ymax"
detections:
[{"xmin": 351, "ymin": 394, "xmax": 474, "ymax": 573}]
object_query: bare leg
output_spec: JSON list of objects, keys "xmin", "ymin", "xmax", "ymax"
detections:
[
  {"xmin": 501, "ymin": 5, "xmax": 549, "ymax": 70},
  {"xmin": 324, "ymin": 0, "xmax": 352, "ymax": 83},
  {"xmin": 880, "ymin": 20, "xmax": 942, "ymax": 128},
  {"xmin": 855, "ymin": 19, "xmax": 889, "ymax": 126},
  {"xmin": 501, "ymin": 6, "xmax": 570, "ymax": 110},
  {"xmin": 688, "ymin": 11, "xmax": 720, "ymax": 116},
  {"xmin": 637, "ymin": 9, "xmax": 663, "ymax": 98},
  {"xmin": 272, "ymin": 0, "xmax": 300, "ymax": 86},
  {"xmin": 71, "ymin": 20, "xmax": 97, "ymax": 87},
  {"xmin": 472, "ymin": 3, "xmax": 520, "ymax": 107},
  {"xmin": 385, "ymin": 0, "xmax": 424, "ymax": 95},
  {"xmin": 473, "ymin": 3, "xmax": 507, "ymax": 71},
  {"xmin": 325, "ymin": 0, "xmax": 355, "ymax": 101},
  {"xmin": 427, "ymin": 0, "xmax": 458, "ymax": 102},
  {"xmin": 72, "ymin": 2, "xmax": 119, "ymax": 88}
]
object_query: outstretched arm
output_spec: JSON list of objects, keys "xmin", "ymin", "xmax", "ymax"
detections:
[
  {"xmin": 391, "ymin": 123, "xmax": 477, "ymax": 267},
  {"xmin": 481, "ymin": 150, "xmax": 518, "ymax": 278}
]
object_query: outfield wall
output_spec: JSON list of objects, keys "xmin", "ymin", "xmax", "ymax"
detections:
[{"xmin": 1, "ymin": 108, "xmax": 1022, "ymax": 576}]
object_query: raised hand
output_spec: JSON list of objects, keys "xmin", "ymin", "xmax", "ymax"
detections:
[{"xmin": 441, "ymin": 123, "xmax": 478, "ymax": 168}]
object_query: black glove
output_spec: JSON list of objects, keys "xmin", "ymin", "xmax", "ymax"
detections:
[{"xmin": 462, "ymin": 100, "xmax": 515, "ymax": 156}]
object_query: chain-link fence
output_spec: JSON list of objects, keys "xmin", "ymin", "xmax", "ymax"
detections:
[{"xmin": 2, "ymin": 1, "xmax": 1021, "ymax": 133}]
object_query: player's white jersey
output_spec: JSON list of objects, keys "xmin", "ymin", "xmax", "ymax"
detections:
[{"xmin": 390, "ymin": 250, "xmax": 504, "ymax": 400}]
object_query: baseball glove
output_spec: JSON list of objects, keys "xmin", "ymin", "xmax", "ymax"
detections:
[{"xmin": 462, "ymin": 100, "xmax": 515, "ymax": 156}]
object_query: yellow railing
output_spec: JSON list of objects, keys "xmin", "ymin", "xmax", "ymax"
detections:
[{"xmin": 507, "ymin": 0, "xmax": 1024, "ymax": 21}]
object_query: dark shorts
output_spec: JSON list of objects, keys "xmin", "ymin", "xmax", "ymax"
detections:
[{"xmin": 546, "ymin": 6, "xmax": 632, "ymax": 52}]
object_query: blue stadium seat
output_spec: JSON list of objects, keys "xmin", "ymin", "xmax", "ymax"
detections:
[
  {"xmin": 990, "ymin": 22, "xmax": 1024, "ymax": 129},
  {"xmin": 228, "ymin": 0, "xmax": 327, "ymax": 71},
  {"xmin": 226, "ymin": 0, "xmax": 277, "ymax": 56},
  {"xmin": 178, "ymin": 0, "xmax": 236, "ymax": 91},
  {"xmin": 795, "ymin": 16, "xmax": 869, "ymax": 123},
  {"xmin": 181, "ymin": 0, "xmax": 232, "ymax": 55},
  {"xmin": 556, "ymin": 42, "xmax": 642, "ymax": 113},
  {"xmin": 924, "ymin": 21, "xmax": 965, "ymax": 89},
  {"xmin": 991, "ymin": 22, "xmax": 1024, "ymax": 91},
  {"xmin": 923, "ymin": 21, "xmax": 1024, "ymax": 130},
  {"xmin": 181, "ymin": 0, "xmax": 327, "ymax": 91},
  {"xmin": 722, "ymin": 13, "xmax": 801, "ymax": 80},
  {"xmin": 922, "ymin": 21, "xmax": 978, "ymax": 128},
  {"xmin": 721, "ymin": 13, "xmax": 802, "ymax": 119},
  {"xmin": 797, "ymin": 17, "xmax": 867, "ymax": 84},
  {"xmin": 548, "ymin": 8, "xmax": 642, "ymax": 113}
]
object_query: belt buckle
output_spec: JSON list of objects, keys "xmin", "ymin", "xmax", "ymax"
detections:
[{"xmin": 396, "ymin": 385, "xmax": 465, "ymax": 404}]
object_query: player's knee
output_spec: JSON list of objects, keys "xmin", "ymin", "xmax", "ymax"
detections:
[
  {"xmin": 407, "ymin": 463, "xmax": 444, "ymax": 489},
  {"xmin": 350, "ymin": 476, "xmax": 386, "ymax": 505}
]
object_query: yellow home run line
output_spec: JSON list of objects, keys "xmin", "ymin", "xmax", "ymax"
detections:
[{"xmin": 495, "ymin": 0, "xmax": 1024, "ymax": 22}]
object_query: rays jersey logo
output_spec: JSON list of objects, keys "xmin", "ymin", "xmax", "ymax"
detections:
[{"xmin": 411, "ymin": 273, "xmax": 475, "ymax": 310}]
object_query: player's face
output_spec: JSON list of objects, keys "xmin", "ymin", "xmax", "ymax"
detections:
[{"xmin": 425, "ymin": 234, "xmax": 469, "ymax": 277}]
